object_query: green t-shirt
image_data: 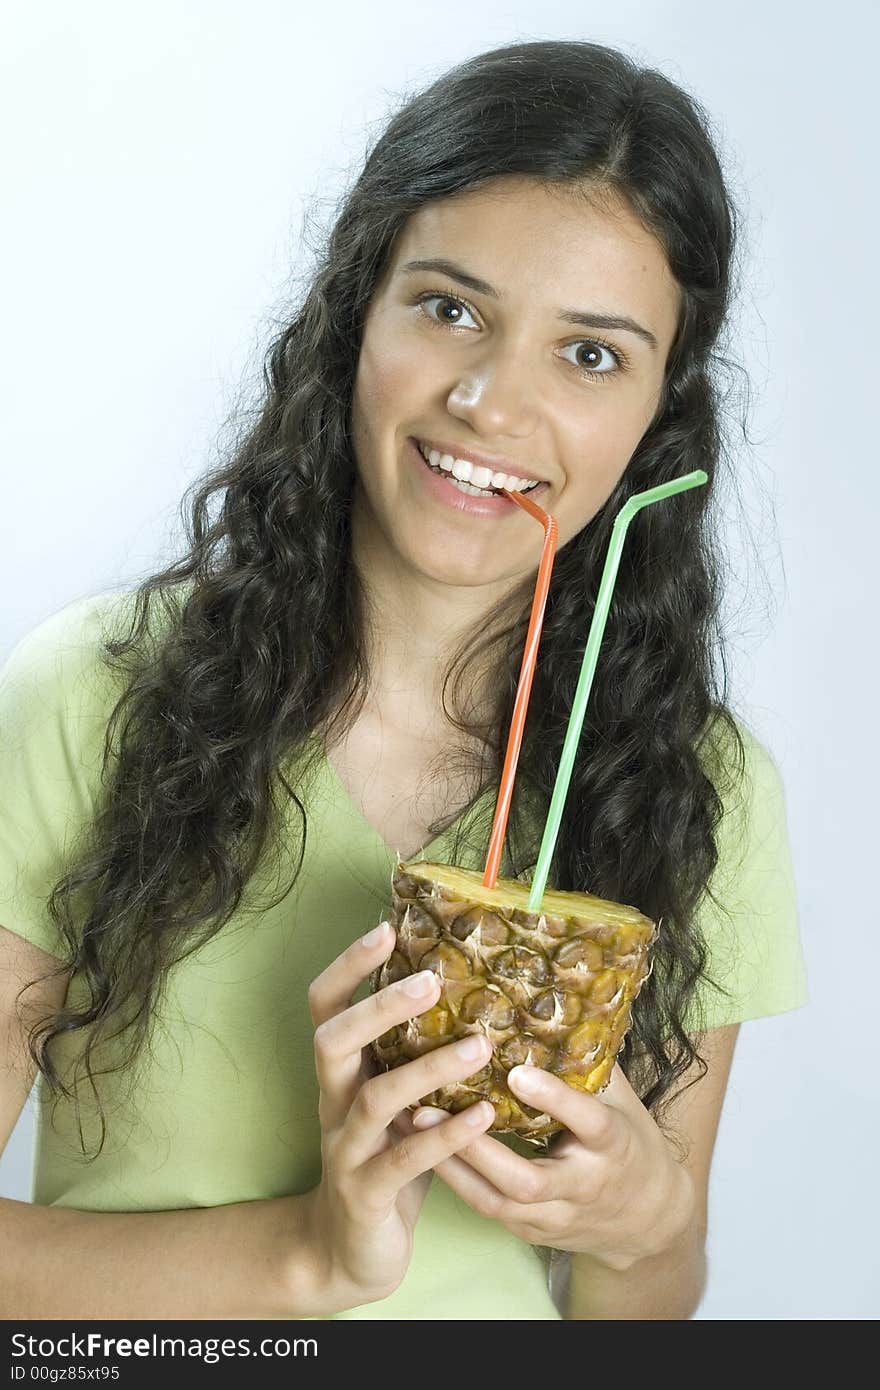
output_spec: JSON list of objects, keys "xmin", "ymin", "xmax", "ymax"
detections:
[{"xmin": 0, "ymin": 590, "xmax": 808, "ymax": 1320}]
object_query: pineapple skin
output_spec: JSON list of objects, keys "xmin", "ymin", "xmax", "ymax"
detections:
[{"xmin": 370, "ymin": 860, "xmax": 658, "ymax": 1145}]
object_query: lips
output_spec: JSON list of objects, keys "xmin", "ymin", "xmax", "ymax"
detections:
[
  {"xmin": 408, "ymin": 436, "xmax": 549, "ymax": 518},
  {"xmin": 414, "ymin": 437, "xmax": 547, "ymax": 491}
]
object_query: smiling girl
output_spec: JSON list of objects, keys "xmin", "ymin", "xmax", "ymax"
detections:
[{"xmin": 0, "ymin": 39, "xmax": 807, "ymax": 1320}]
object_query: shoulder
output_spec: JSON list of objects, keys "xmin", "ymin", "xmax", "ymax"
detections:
[
  {"xmin": 697, "ymin": 709, "xmax": 782, "ymax": 798},
  {"xmin": 0, "ymin": 592, "xmax": 139, "ymax": 960},
  {"xmin": 696, "ymin": 710, "xmax": 791, "ymax": 871},
  {"xmin": 2, "ymin": 589, "xmax": 133, "ymax": 691},
  {"xmin": 686, "ymin": 710, "xmax": 807, "ymax": 1029},
  {"xmin": 1, "ymin": 586, "xmax": 143, "ymax": 755},
  {"xmin": 0, "ymin": 585, "xmax": 184, "ymax": 724},
  {"xmin": 0, "ymin": 588, "xmax": 153, "ymax": 775}
]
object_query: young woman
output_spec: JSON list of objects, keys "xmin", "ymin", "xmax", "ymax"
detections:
[{"xmin": 0, "ymin": 39, "xmax": 807, "ymax": 1320}]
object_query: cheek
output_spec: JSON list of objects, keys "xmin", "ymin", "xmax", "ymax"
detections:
[
  {"xmin": 577, "ymin": 383, "xmax": 662, "ymax": 473},
  {"xmin": 556, "ymin": 409, "xmax": 649, "ymax": 542},
  {"xmin": 354, "ymin": 329, "xmax": 418, "ymax": 425},
  {"xmin": 565, "ymin": 418, "xmax": 633, "ymax": 492},
  {"xmin": 350, "ymin": 327, "xmax": 423, "ymax": 488}
]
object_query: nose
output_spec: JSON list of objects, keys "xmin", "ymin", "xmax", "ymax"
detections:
[{"xmin": 445, "ymin": 340, "xmax": 541, "ymax": 440}]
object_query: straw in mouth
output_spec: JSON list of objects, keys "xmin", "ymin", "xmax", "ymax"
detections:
[{"xmin": 482, "ymin": 487, "xmax": 559, "ymax": 890}]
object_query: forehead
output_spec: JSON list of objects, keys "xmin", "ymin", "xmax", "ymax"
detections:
[{"xmin": 388, "ymin": 177, "xmax": 680, "ymax": 347}]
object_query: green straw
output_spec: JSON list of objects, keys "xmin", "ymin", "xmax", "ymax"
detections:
[{"xmin": 527, "ymin": 469, "xmax": 708, "ymax": 911}]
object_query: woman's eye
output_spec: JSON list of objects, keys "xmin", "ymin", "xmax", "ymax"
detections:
[
  {"xmin": 415, "ymin": 290, "xmax": 625, "ymax": 380},
  {"xmin": 557, "ymin": 341, "xmax": 621, "ymax": 378},
  {"xmin": 417, "ymin": 292, "xmax": 479, "ymax": 329}
]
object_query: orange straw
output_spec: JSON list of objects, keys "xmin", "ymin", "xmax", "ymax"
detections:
[{"xmin": 482, "ymin": 488, "xmax": 558, "ymax": 889}]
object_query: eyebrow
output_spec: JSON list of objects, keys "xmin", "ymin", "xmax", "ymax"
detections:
[{"xmin": 401, "ymin": 257, "xmax": 659, "ymax": 352}]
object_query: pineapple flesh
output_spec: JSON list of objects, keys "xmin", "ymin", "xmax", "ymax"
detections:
[{"xmin": 370, "ymin": 860, "xmax": 658, "ymax": 1144}]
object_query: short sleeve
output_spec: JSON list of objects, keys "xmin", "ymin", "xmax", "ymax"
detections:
[
  {"xmin": 685, "ymin": 719, "xmax": 809, "ymax": 1031},
  {"xmin": 0, "ymin": 592, "xmax": 126, "ymax": 960}
]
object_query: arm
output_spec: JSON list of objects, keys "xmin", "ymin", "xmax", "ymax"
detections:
[
  {"xmin": 0, "ymin": 1192, "xmax": 322, "ymax": 1320},
  {"xmin": 0, "ymin": 926, "xmax": 322, "ymax": 1320},
  {"xmin": 565, "ymin": 1023, "xmax": 739, "ymax": 1320}
]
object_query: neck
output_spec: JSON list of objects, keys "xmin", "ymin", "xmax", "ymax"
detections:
[{"xmin": 351, "ymin": 503, "xmax": 520, "ymax": 727}]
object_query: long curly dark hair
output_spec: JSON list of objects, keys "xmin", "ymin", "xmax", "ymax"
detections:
[{"xmin": 22, "ymin": 38, "xmax": 760, "ymax": 1159}]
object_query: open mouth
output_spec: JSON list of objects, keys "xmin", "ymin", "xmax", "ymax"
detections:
[{"xmin": 415, "ymin": 439, "xmax": 545, "ymax": 499}]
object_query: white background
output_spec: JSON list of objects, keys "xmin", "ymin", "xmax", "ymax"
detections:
[{"xmin": 1, "ymin": 0, "xmax": 877, "ymax": 1319}]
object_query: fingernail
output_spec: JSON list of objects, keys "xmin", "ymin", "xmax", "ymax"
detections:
[
  {"xmin": 402, "ymin": 969, "xmax": 437, "ymax": 996},
  {"xmin": 508, "ymin": 1065, "xmax": 542, "ymax": 1095},
  {"xmin": 361, "ymin": 921, "xmax": 390, "ymax": 948},
  {"xmin": 456, "ymin": 1033, "xmax": 489, "ymax": 1060},
  {"xmin": 464, "ymin": 1101, "xmax": 492, "ymax": 1126},
  {"xmin": 412, "ymin": 1107, "xmax": 445, "ymax": 1128}
]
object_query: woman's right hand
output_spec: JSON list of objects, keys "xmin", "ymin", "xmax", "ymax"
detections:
[{"xmin": 302, "ymin": 918, "xmax": 495, "ymax": 1312}]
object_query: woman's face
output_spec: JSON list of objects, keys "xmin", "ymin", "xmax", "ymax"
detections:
[{"xmin": 349, "ymin": 176, "xmax": 682, "ymax": 592}]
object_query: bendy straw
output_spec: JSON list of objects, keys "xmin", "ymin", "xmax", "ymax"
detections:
[
  {"xmin": 482, "ymin": 487, "xmax": 558, "ymax": 890},
  {"xmin": 527, "ymin": 469, "xmax": 708, "ymax": 912}
]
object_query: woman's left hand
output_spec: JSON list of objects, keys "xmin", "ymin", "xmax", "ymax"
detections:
[{"xmin": 398, "ymin": 1061, "xmax": 696, "ymax": 1272}]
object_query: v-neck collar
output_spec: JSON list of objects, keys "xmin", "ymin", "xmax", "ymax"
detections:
[
  {"xmin": 294, "ymin": 733, "xmax": 530, "ymax": 905},
  {"xmin": 318, "ymin": 735, "xmax": 492, "ymax": 862}
]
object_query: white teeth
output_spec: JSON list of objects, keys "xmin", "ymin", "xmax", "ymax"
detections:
[
  {"xmin": 418, "ymin": 441, "xmax": 540, "ymax": 493},
  {"xmin": 449, "ymin": 477, "xmax": 491, "ymax": 496}
]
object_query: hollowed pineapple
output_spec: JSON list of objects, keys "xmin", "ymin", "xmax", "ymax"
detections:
[{"xmin": 370, "ymin": 860, "xmax": 658, "ymax": 1144}]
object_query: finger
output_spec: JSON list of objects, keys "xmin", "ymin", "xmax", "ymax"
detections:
[
  {"xmin": 431, "ymin": 1151, "xmax": 509, "ymax": 1216},
  {"xmin": 340, "ymin": 1033, "xmax": 494, "ymax": 1170},
  {"xmin": 406, "ymin": 1124, "xmax": 568, "ymax": 1235},
  {"xmin": 313, "ymin": 968, "xmax": 442, "ymax": 1130},
  {"xmin": 536, "ymin": 1064, "xmax": 648, "ymax": 1162},
  {"xmin": 307, "ymin": 919, "xmax": 397, "ymax": 1028},
  {"xmin": 506, "ymin": 1066, "xmax": 627, "ymax": 1153},
  {"xmin": 355, "ymin": 1102, "xmax": 497, "ymax": 1219},
  {"xmin": 411, "ymin": 1107, "xmax": 558, "ymax": 1204}
]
